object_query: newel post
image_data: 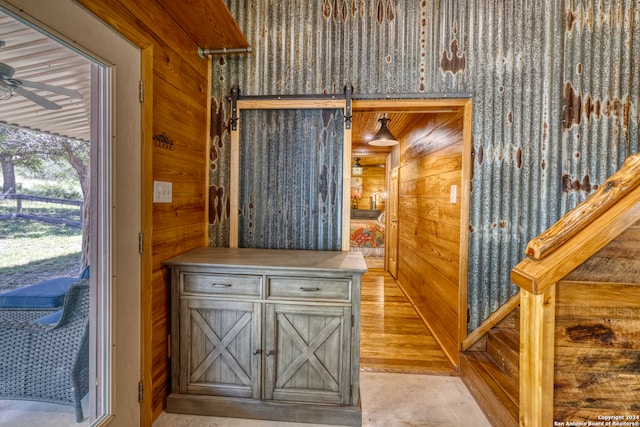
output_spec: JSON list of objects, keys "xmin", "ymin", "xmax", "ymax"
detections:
[{"xmin": 519, "ymin": 286, "xmax": 556, "ymax": 427}]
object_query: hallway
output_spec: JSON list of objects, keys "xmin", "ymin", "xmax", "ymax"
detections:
[{"xmin": 360, "ymin": 265, "xmax": 456, "ymax": 375}]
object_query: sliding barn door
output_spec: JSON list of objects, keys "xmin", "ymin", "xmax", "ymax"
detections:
[{"xmin": 238, "ymin": 109, "xmax": 344, "ymax": 250}]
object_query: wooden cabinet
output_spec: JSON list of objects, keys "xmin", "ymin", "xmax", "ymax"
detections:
[{"xmin": 165, "ymin": 247, "xmax": 367, "ymax": 426}]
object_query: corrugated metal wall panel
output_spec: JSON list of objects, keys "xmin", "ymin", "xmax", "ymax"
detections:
[
  {"xmin": 561, "ymin": 0, "xmax": 640, "ymax": 212},
  {"xmin": 461, "ymin": 1, "xmax": 567, "ymax": 328},
  {"xmin": 209, "ymin": 0, "xmax": 640, "ymax": 331},
  {"xmin": 208, "ymin": 94, "xmax": 231, "ymax": 247}
]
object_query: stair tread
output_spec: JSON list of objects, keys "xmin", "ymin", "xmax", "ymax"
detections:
[
  {"xmin": 487, "ymin": 328, "xmax": 520, "ymax": 380},
  {"xmin": 461, "ymin": 352, "xmax": 519, "ymax": 427}
]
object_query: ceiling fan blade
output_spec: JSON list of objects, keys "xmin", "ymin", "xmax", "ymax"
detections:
[
  {"xmin": 12, "ymin": 85, "xmax": 62, "ymax": 110},
  {"xmin": 0, "ymin": 81, "xmax": 13, "ymax": 97},
  {"xmin": 9, "ymin": 78, "xmax": 83, "ymax": 99}
]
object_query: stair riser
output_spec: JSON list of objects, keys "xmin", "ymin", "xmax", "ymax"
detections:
[{"xmin": 495, "ymin": 308, "xmax": 520, "ymax": 332}]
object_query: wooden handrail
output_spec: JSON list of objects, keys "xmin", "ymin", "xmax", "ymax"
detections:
[
  {"xmin": 526, "ymin": 153, "xmax": 640, "ymax": 260},
  {"xmin": 513, "ymin": 154, "xmax": 640, "ymax": 296}
]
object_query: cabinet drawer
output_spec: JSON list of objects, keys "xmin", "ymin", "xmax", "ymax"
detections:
[
  {"xmin": 182, "ymin": 273, "xmax": 261, "ymax": 297},
  {"xmin": 267, "ymin": 277, "xmax": 351, "ymax": 301}
]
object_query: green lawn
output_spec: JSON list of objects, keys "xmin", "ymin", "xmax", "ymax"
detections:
[{"xmin": 0, "ymin": 214, "xmax": 82, "ymax": 292}]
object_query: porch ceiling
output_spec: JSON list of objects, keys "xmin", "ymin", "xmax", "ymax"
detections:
[
  {"xmin": 0, "ymin": 10, "xmax": 92, "ymax": 141},
  {"xmin": 1, "ymin": 0, "xmax": 250, "ymax": 142}
]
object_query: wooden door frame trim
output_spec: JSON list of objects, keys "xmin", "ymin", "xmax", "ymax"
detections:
[
  {"xmin": 140, "ymin": 45, "xmax": 154, "ymax": 427},
  {"xmin": 228, "ymin": 97, "xmax": 474, "ymax": 364}
]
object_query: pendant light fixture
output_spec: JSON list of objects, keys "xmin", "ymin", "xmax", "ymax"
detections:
[{"xmin": 368, "ymin": 115, "xmax": 399, "ymax": 146}]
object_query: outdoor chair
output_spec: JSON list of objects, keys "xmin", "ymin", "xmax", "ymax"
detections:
[
  {"xmin": 0, "ymin": 279, "xmax": 90, "ymax": 423},
  {"xmin": 0, "ymin": 266, "xmax": 90, "ymax": 321}
]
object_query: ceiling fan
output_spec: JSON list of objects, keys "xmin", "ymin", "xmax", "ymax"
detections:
[{"xmin": 0, "ymin": 60, "xmax": 83, "ymax": 110}]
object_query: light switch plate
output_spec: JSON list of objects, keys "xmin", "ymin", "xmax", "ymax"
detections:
[{"xmin": 153, "ymin": 181, "xmax": 172, "ymax": 203}]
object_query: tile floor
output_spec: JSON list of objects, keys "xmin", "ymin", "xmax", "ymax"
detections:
[{"xmin": 153, "ymin": 372, "xmax": 491, "ymax": 427}]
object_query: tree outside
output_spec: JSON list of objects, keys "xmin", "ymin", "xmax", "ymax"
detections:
[{"xmin": 0, "ymin": 123, "xmax": 89, "ymax": 290}]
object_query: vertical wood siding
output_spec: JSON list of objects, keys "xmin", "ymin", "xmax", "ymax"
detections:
[{"xmin": 211, "ymin": 0, "xmax": 640, "ymax": 331}]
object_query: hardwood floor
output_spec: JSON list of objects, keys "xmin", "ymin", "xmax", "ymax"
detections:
[{"xmin": 360, "ymin": 266, "xmax": 457, "ymax": 375}]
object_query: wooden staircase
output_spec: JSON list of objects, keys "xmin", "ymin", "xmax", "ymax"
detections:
[
  {"xmin": 460, "ymin": 310, "xmax": 520, "ymax": 427},
  {"xmin": 460, "ymin": 155, "xmax": 640, "ymax": 426}
]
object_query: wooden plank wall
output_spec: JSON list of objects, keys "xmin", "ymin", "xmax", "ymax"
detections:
[
  {"xmin": 75, "ymin": 0, "xmax": 209, "ymax": 421},
  {"xmin": 396, "ymin": 110, "xmax": 465, "ymax": 367},
  {"xmin": 553, "ymin": 221, "xmax": 640, "ymax": 421}
]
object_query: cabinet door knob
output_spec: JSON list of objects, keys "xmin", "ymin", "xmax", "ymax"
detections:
[
  {"xmin": 265, "ymin": 350, "xmax": 275, "ymax": 357},
  {"xmin": 252, "ymin": 349, "xmax": 262, "ymax": 355}
]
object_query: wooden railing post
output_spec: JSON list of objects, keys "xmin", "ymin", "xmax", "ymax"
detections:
[{"xmin": 519, "ymin": 286, "xmax": 556, "ymax": 427}]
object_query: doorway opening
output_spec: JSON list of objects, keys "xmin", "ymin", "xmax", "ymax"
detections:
[
  {"xmin": 349, "ymin": 154, "xmax": 387, "ymax": 270},
  {"xmin": 350, "ymin": 97, "xmax": 473, "ymax": 370}
]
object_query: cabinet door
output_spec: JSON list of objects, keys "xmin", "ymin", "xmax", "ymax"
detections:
[
  {"xmin": 180, "ymin": 299, "xmax": 261, "ymax": 399},
  {"xmin": 264, "ymin": 303, "xmax": 352, "ymax": 405}
]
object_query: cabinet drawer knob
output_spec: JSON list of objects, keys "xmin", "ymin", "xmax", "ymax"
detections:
[
  {"xmin": 211, "ymin": 283, "xmax": 232, "ymax": 288},
  {"xmin": 299, "ymin": 287, "xmax": 320, "ymax": 292}
]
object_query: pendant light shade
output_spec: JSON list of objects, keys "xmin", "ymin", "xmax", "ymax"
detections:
[{"xmin": 368, "ymin": 117, "xmax": 399, "ymax": 146}]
